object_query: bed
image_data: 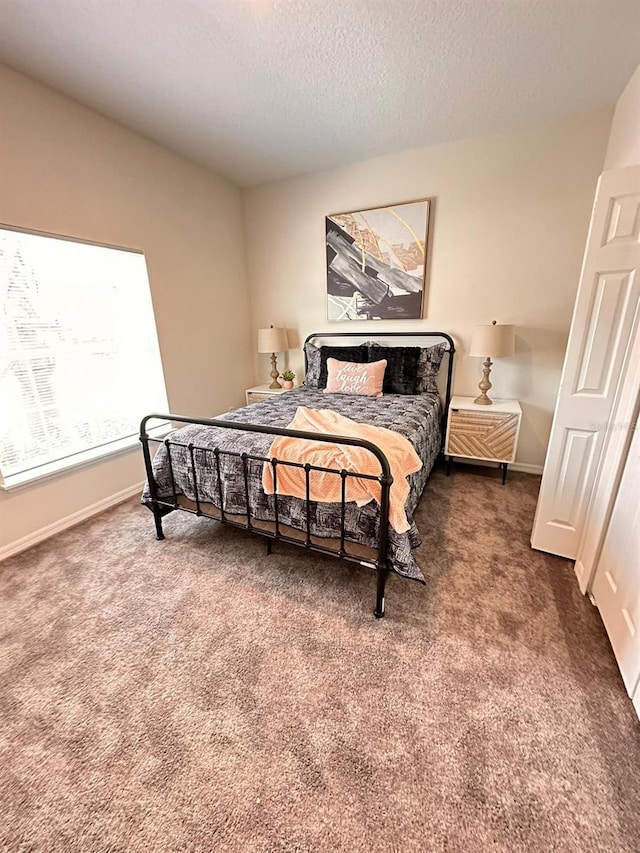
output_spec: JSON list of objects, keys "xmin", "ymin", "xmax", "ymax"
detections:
[{"xmin": 140, "ymin": 332, "xmax": 455, "ymax": 617}]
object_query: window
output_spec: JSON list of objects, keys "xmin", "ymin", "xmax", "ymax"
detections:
[{"xmin": 0, "ymin": 226, "xmax": 169, "ymax": 487}]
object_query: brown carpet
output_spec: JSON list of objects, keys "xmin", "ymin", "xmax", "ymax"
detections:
[{"xmin": 1, "ymin": 467, "xmax": 639, "ymax": 852}]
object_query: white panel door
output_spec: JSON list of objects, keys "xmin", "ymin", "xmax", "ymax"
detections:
[
  {"xmin": 591, "ymin": 415, "xmax": 640, "ymax": 699},
  {"xmin": 531, "ymin": 165, "xmax": 640, "ymax": 558}
]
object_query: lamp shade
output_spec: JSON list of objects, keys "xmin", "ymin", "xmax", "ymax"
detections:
[
  {"xmin": 257, "ymin": 326, "xmax": 289, "ymax": 353},
  {"xmin": 469, "ymin": 323, "xmax": 515, "ymax": 358}
]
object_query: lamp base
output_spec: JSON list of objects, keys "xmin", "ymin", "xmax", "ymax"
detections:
[
  {"xmin": 473, "ymin": 393, "xmax": 493, "ymax": 405},
  {"xmin": 474, "ymin": 357, "xmax": 493, "ymax": 405},
  {"xmin": 269, "ymin": 352, "xmax": 282, "ymax": 389}
]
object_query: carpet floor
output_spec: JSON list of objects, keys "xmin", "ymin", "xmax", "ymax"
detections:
[{"xmin": 1, "ymin": 466, "xmax": 639, "ymax": 852}]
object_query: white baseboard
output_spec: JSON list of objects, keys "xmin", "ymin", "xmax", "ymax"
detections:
[
  {"xmin": 510, "ymin": 462, "xmax": 544, "ymax": 475},
  {"xmin": 450, "ymin": 458, "xmax": 543, "ymax": 476},
  {"xmin": 0, "ymin": 481, "xmax": 144, "ymax": 563}
]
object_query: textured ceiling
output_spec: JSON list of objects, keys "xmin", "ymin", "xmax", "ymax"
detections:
[{"xmin": 1, "ymin": 0, "xmax": 638, "ymax": 186}]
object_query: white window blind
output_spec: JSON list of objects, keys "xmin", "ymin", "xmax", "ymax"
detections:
[{"xmin": 0, "ymin": 226, "xmax": 169, "ymax": 483}]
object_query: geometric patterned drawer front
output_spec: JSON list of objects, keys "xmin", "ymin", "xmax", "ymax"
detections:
[
  {"xmin": 447, "ymin": 410, "xmax": 519, "ymax": 462},
  {"xmin": 246, "ymin": 392, "xmax": 273, "ymax": 404}
]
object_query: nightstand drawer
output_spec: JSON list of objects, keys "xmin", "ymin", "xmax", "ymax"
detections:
[
  {"xmin": 447, "ymin": 409, "xmax": 519, "ymax": 463},
  {"xmin": 246, "ymin": 392, "xmax": 272, "ymax": 404}
]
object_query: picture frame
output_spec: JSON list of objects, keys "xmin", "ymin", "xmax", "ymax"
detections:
[{"xmin": 325, "ymin": 198, "xmax": 430, "ymax": 321}]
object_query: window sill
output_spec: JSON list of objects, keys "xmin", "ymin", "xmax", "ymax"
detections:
[{"xmin": 0, "ymin": 425, "xmax": 171, "ymax": 492}]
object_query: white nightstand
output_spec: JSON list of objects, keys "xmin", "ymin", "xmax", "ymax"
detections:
[
  {"xmin": 245, "ymin": 384, "xmax": 293, "ymax": 405},
  {"xmin": 444, "ymin": 396, "xmax": 522, "ymax": 484}
]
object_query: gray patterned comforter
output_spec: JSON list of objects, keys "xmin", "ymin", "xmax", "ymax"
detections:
[{"xmin": 141, "ymin": 387, "xmax": 441, "ymax": 582}]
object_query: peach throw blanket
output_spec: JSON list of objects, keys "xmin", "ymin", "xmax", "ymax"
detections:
[{"xmin": 261, "ymin": 406, "xmax": 422, "ymax": 534}]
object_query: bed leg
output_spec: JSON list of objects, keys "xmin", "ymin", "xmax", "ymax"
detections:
[
  {"xmin": 152, "ymin": 507, "xmax": 165, "ymax": 541},
  {"xmin": 374, "ymin": 565, "xmax": 388, "ymax": 619},
  {"xmin": 266, "ymin": 538, "xmax": 272, "ymax": 556}
]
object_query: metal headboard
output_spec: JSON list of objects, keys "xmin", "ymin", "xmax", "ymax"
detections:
[{"xmin": 303, "ymin": 331, "xmax": 456, "ymax": 449}]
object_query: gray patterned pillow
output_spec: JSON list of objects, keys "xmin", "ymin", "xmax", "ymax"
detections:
[
  {"xmin": 416, "ymin": 342, "xmax": 447, "ymax": 394},
  {"xmin": 304, "ymin": 342, "xmax": 322, "ymax": 388}
]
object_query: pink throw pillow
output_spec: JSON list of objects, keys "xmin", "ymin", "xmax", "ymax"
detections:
[{"xmin": 323, "ymin": 358, "xmax": 387, "ymax": 397}]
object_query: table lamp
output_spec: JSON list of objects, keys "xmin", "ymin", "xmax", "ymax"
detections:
[
  {"xmin": 469, "ymin": 321, "xmax": 515, "ymax": 405},
  {"xmin": 258, "ymin": 326, "xmax": 289, "ymax": 389}
]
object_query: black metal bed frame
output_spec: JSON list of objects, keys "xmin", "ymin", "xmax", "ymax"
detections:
[{"xmin": 140, "ymin": 331, "xmax": 455, "ymax": 618}]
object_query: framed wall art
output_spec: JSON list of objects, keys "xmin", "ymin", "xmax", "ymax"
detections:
[{"xmin": 325, "ymin": 199, "xmax": 430, "ymax": 321}]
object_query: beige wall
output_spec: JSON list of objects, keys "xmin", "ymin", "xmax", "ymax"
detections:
[
  {"xmin": 243, "ymin": 109, "xmax": 612, "ymax": 470},
  {"xmin": 604, "ymin": 65, "xmax": 640, "ymax": 170},
  {"xmin": 0, "ymin": 65, "xmax": 253, "ymax": 552}
]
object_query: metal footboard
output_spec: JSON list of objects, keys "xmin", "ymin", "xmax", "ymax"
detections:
[{"xmin": 140, "ymin": 413, "xmax": 394, "ymax": 617}]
